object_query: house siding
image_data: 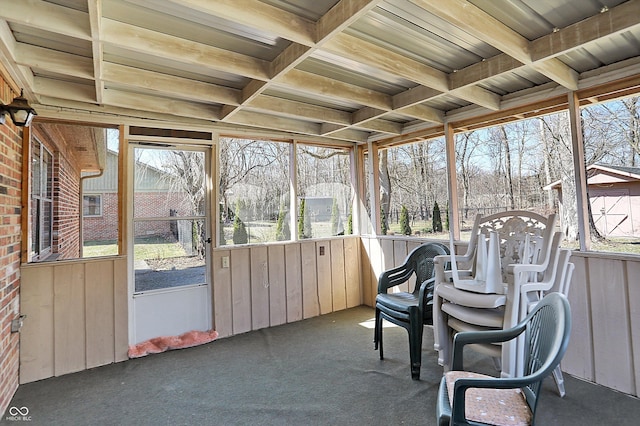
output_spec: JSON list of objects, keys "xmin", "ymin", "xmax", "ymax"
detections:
[{"xmin": 0, "ymin": 76, "xmax": 23, "ymax": 415}]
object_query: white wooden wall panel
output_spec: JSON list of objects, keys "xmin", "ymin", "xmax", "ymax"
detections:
[
  {"xmin": 284, "ymin": 244, "xmax": 303, "ymax": 322},
  {"xmin": 268, "ymin": 245, "xmax": 287, "ymax": 327},
  {"xmin": 330, "ymin": 239, "xmax": 347, "ymax": 311},
  {"xmin": 316, "ymin": 242, "xmax": 333, "ymax": 315},
  {"xmin": 627, "ymin": 260, "xmax": 640, "ymax": 398},
  {"xmin": 53, "ymin": 263, "xmax": 86, "ymax": 376},
  {"xmin": 19, "ymin": 266, "xmax": 54, "ymax": 383},
  {"xmin": 20, "ymin": 257, "xmax": 127, "ymax": 384},
  {"xmin": 85, "ymin": 260, "xmax": 115, "ymax": 369},
  {"xmin": 360, "ymin": 238, "xmax": 375, "ymax": 307},
  {"xmin": 301, "ymin": 241, "xmax": 319, "ymax": 318},
  {"xmin": 589, "ymin": 257, "xmax": 634, "ymax": 394},
  {"xmin": 213, "ymin": 250, "xmax": 233, "ymax": 338},
  {"xmin": 344, "ymin": 237, "xmax": 361, "ymax": 308},
  {"xmin": 231, "ymin": 248, "xmax": 251, "ymax": 334},
  {"xmin": 562, "ymin": 255, "xmax": 594, "ymax": 381},
  {"xmin": 250, "ymin": 246, "xmax": 270, "ymax": 330}
]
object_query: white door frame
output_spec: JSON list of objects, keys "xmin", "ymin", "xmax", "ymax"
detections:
[{"xmin": 127, "ymin": 142, "xmax": 212, "ymax": 345}]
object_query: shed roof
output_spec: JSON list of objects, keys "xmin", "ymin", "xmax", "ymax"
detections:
[
  {"xmin": 545, "ymin": 163, "xmax": 640, "ymax": 190},
  {"xmin": 1, "ymin": 0, "xmax": 640, "ymax": 144}
]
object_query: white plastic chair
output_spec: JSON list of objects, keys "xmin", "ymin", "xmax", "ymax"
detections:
[
  {"xmin": 520, "ymin": 248, "xmax": 574, "ymax": 397},
  {"xmin": 432, "ymin": 211, "xmax": 562, "ymax": 380}
]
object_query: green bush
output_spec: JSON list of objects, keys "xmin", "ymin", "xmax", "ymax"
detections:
[
  {"xmin": 381, "ymin": 207, "xmax": 388, "ymax": 235},
  {"xmin": 445, "ymin": 203, "xmax": 450, "ymax": 231},
  {"xmin": 298, "ymin": 198, "xmax": 311, "ymax": 239},
  {"xmin": 400, "ymin": 205, "xmax": 412, "ymax": 235},
  {"xmin": 232, "ymin": 199, "xmax": 248, "ymax": 244},
  {"xmin": 432, "ymin": 201, "xmax": 443, "ymax": 233},
  {"xmin": 330, "ymin": 198, "xmax": 339, "ymax": 235},
  {"xmin": 275, "ymin": 201, "xmax": 290, "ymax": 241}
]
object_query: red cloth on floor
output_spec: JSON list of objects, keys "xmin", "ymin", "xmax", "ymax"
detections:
[{"xmin": 128, "ymin": 329, "xmax": 218, "ymax": 358}]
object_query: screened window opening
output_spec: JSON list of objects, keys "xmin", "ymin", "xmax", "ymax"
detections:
[
  {"xmin": 219, "ymin": 138, "xmax": 290, "ymax": 245},
  {"xmin": 297, "ymin": 145, "xmax": 352, "ymax": 239}
]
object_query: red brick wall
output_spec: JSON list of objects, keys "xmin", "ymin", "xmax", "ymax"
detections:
[
  {"xmin": 0, "ymin": 79, "xmax": 23, "ymax": 415},
  {"xmin": 82, "ymin": 192, "xmax": 118, "ymax": 241},
  {"xmin": 53, "ymin": 152, "xmax": 80, "ymax": 258},
  {"xmin": 83, "ymin": 191, "xmax": 191, "ymax": 242}
]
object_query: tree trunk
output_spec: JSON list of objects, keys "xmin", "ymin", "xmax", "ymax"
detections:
[
  {"xmin": 500, "ymin": 126, "xmax": 515, "ymax": 209},
  {"xmin": 379, "ymin": 150, "xmax": 391, "ymax": 233}
]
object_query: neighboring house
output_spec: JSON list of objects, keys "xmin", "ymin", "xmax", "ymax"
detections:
[
  {"xmin": 82, "ymin": 150, "xmax": 119, "ymax": 242},
  {"xmin": 83, "ymin": 150, "xmax": 191, "ymax": 243},
  {"xmin": 546, "ymin": 163, "xmax": 640, "ymax": 238}
]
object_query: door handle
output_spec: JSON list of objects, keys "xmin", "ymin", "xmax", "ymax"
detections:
[{"xmin": 206, "ymin": 237, "xmax": 212, "ymax": 244}]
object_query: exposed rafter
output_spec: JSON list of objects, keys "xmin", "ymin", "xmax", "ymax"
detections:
[{"xmin": 0, "ymin": 0, "xmax": 638, "ymax": 144}]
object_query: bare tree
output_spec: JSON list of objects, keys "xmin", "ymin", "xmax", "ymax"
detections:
[
  {"xmin": 498, "ymin": 126, "xmax": 515, "ymax": 209},
  {"xmin": 588, "ymin": 96, "xmax": 640, "ymax": 166},
  {"xmin": 538, "ymin": 113, "xmax": 578, "ymax": 239},
  {"xmin": 456, "ymin": 131, "xmax": 481, "ymax": 220},
  {"xmin": 379, "ymin": 149, "xmax": 391, "ymax": 233}
]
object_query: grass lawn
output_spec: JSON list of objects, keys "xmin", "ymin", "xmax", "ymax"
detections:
[{"xmin": 83, "ymin": 236, "xmax": 187, "ymax": 259}]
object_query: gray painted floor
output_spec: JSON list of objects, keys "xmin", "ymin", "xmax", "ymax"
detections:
[{"xmin": 3, "ymin": 306, "xmax": 640, "ymax": 425}]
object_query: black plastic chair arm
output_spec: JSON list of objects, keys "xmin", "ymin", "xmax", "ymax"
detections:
[
  {"xmin": 377, "ymin": 263, "xmax": 415, "ymax": 294},
  {"xmin": 417, "ymin": 276, "xmax": 436, "ymax": 307},
  {"xmin": 451, "ymin": 324, "xmax": 526, "ymax": 371}
]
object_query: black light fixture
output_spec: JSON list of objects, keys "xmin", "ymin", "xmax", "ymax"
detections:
[{"xmin": 0, "ymin": 89, "xmax": 37, "ymax": 127}]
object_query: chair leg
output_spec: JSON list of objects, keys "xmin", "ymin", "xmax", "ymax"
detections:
[
  {"xmin": 374, "ymin": 308, "xmax": 384, "ymax": 360},
  {"xmin": 409, "ymin": 311, "xmax": 423, "ymax": 380},
  {"xmin": 552, "ymin": 365, "xmax": 566, "ymax": 397},
  {"xmin": 374, "ymin": 308, "xmax": 379, "ymax": 349}
]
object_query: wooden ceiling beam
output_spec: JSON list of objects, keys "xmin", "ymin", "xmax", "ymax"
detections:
[
  {"xmin": 15, "ymin": 43, "xmax": 94, "ymax": 80},
  {"xmin": 222, "ymin": 0, "xmax": 384, "ymax": 124},
  {"xmin": 165, "ymin": 0, "xmax": 316, "ymax": 46},
  {"xmin": 246, "ymin": 95, "xmax": 352, "ymax": 126},
  {"xmin": 280, "ymin": 69, "xmax": 393, "ymax": 111},
  {"xmin": 323, "ymin": 32, "xmax": 449, "ymax": 92},
  {"xmin": 102, "ymin": 62, "xmax": 240, "ymax": 106},
  {"xmin": 101, "ymin": 19, "xmax": 270, "ymax": 81},
  {"xmin": 0, "ymin": 0, "xmax": 90, "ymax": 40},
  {"xmin": 88, "ymin": 0, "xmax": 104, "ymax": 104},
  {"xmin": 411, "ymin": 0, "xmax": 578, "ymax": 90},
  {"xmin": 531, "ymin": 0, "xmax": 640, "ymax": 61}
]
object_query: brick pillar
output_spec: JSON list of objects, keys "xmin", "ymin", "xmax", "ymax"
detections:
[{"xmin": 0, "ymin": 78, "xmax": 23, "ymax": 415}]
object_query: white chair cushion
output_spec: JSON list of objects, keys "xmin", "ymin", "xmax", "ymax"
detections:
[{"xmin": 445, "ymin": 371, "xmax": 532, "ymax": 426}]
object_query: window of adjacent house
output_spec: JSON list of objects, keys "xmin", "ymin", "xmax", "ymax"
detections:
[
  {"xmin": 31, "ymin": 140, "xmax": 53, "ymax": 260},
  {"xmin": 83, "ymin": 194, "xmax": 102, "ymax": 217}
]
